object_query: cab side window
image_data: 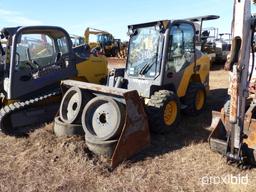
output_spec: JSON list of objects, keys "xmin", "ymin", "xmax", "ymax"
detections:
[
  {"xmin": 57, "ymin": 36, "xmax": 69, "ymax": 54},
  {"xmin": 167, "ymin": 23, "xmax": 195, "ymax": 72},
  {"xmin": 16, "ymin": 34, "xmax": 54, "ymax": 70}
]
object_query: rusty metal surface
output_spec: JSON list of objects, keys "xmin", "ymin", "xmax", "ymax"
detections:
[
  {"xmin": 244, "ymin": 102, "xmax": 256, "ymax": 132},
  {"xmin": 110, "ymin": 91, "xmax": 150, "ymax": 169},
  {"xmin": 229, "ymin": 68, "xmax": 238, "ymax": 123},
  {"xmin": 208, "ymin": 110, "xmax": 228, "ymax": 155},
  {"xmin": 209, "ymin": 111, "xmax": 222, "ymax": 131},
  {"xmin": 244, "ymin": 120, "xmax": 256, "ymax": 149},
  {"xmin": 209, "ymin": 137, "xmax": 228, "ymax": 155},
  {"xmin": 209, "ymin": 104, "xmax": 256, "ymax": 162},
  {"xmin": 243, "ymin": 103, "xmax": 256, "ymax": 149},
  {"xmin": 209, "ymin": 111, "xmax": 227, "ymax": 140},
  {"xmin": 64, "ymin": 79, "xmax": 151, "ymax": 169},
  {"xmin": 221, "ymin": 104, "xmax": 256, "ymax": 150},
  {"xmin": 61, "ymin": 80, "xmax": 130, "ymax": 96}
]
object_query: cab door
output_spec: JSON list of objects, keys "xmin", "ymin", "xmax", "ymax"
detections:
[
  {"xmin": 7, "ymin": 27, "xmax": 77, "ymax": 99},
  {"xmin": 163, "ymin": 22, "xmax": 196, "ymax": 97}
]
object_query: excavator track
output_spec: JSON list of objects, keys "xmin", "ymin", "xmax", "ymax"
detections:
[{"xmin": 0, "ymin": 91, "xmax": 61, "ymax": 135}]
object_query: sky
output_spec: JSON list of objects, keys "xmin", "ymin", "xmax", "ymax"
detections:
[{"xmin": 0, "ymin": 0, "xmax": 251, "ymax": 41}]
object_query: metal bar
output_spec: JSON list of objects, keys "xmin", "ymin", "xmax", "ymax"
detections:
[{"xmin": 61, "ymin": 80, "xmax": 131, "ymax": 96}]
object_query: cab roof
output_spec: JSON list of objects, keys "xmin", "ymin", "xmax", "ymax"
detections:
[
  {"xmin": 127, "ymin": 15, "xmax": 220, "ymax": 30},
  {"xmin": 1, "ymin": 26, "xmax": 69, "ymax": 39},
  {"xmin": 184, "ymin": 15, "xmax": 220, "ymax": 22}
]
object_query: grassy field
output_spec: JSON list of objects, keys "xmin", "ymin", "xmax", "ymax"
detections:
[{"xmin": 0, "ymin": 63, "xmax": 255, "ymax": 192}]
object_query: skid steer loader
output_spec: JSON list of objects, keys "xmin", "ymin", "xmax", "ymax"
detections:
[
  {"xmin": 0, "ymin": 26, "xmax": 107, "ymax": 135},
  {"xmin": 57, "ymin": 17, "xmax": 212, "ymax": 168},
  {"xmin": 209, "ymin": 0, "xmax": 256, "ymax": 167}
]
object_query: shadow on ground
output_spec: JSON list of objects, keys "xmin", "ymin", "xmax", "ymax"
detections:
[{"xmin": 131, "ymin": 88, "xmax": 228, "ymax": 163}]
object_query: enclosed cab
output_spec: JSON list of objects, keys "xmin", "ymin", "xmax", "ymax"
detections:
[
  {"xmin": 0, "ymin": 26, "xmax": 107, "ymax": 133},
  {"xmin": 116, "ymin": 19, "xmax": 210, "ymax": 99}
]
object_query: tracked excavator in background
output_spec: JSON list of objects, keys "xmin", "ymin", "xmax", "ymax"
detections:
[
  {"xmin": 84, "ymin": 27, "xmax": 127, "ymax": 58},
  {"xmin": 56, "ymin": 16, "xmax": 217, "ymax": 169},
  {"xmin": 209, "ymin": 0, "xmax": 256, "ymax": 167},
  {"xmin": 0, "ymin": 26, "xmax": 107, "ymax": 135}
]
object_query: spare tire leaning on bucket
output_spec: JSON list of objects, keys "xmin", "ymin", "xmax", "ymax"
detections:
[
  {"xmin": 81, "ymin": 96, "xmax": 126, "ymax": 142},
  {"xmin": 59, "ymin": 87, "xmax": 94, "ymax": 124},
  {"xmin": 53, "ymin": 116, "xmax": 84, "ymax": 137},
  {"xmin": 85, "ymin": 136, "xmax": 118, "ymax": 157}
]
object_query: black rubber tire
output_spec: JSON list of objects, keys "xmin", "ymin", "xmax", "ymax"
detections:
[
  {"xmin": 85, "ymin": 135, "xmax": 117, "ymax": 157},
  {"xmin": 146, "ymin": 90, "xmax": 181, "ymax": 133},
  {"xmin": 53, "ymin": 116, "xmax": 84, "ymax": 136},
  {"xmin": 182, "ymin": 82, "xmax": 206, "ymax": 116},
  {"xmin": 59, "ymin": 87, "xmax": 94, "ymax": 124},
  {"xmin": 81, "ymin": 96, "xmax": 125, "ymax": 141}
]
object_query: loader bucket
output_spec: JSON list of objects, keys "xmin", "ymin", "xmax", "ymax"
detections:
[
  {"xmin": 61, "ymin": 80, "xmax": 150, "ymax": 169},
  {"xmin": 208, "ymin": 110, "xmax": 228, "ymax": 156}
]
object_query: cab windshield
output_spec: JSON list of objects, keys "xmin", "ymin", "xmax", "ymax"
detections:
[
  {"xmin": 127, "ymin": 26, "xmax": 161, "ymax": 78},
  {"xmin": 97, "ymin": 34, "xmax": 112, "ymax": 45}
]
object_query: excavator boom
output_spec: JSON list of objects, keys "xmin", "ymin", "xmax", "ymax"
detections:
[{"xmin": 209, "ymin": 0, "xmax": 256, "ymax": 165}]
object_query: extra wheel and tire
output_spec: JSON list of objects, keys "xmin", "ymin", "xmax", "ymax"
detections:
[
  {"xmin": 146, "ymin": 90, "xmax": 181, "ymax": 133},
  {"xmin": 53, "ymin": 116, "xmax": 84, "ymax": 136},
  {"xmin": 85, "ymin": 136, "xmax": 117, "ymax": 157},
  {"xmin": 81, "ymin": 96, "xmax": 125, "ymax": 141},
  {"xmin": 59, "ymin": 87, "xmax": 94, "ymax": 124},
  {"xmin": 182, "ymin": 82, "xmax": 206, "ymax": 116}
]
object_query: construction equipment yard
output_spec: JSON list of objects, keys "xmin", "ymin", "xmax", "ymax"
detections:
[
  {"xmin": 2, "ymin": 1, "xmax": 256, "ymax": 191},
  {"xmin": 0, "ymin": 59, "xmax": 254, "ymax": 192}
]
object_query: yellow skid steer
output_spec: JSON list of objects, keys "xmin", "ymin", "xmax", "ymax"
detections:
[{"xmin": 57, "ymin": 16, "xmax": 216, "ymax": 168}]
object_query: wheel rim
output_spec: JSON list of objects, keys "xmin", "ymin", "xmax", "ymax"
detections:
[
  {"xmin": 60, "ymin": 87, "xmax": 83, "ymax": 123},
  {"xmin": 195, "ymin": 90, "xmax": 205, "ymax": 110},
  {"xmin": 82, "ymin": 97, "xmax": 124, "ymax": 140},
  {"xmin": 164, "ymin": 101, "xmax": 177, "ymax": 126}
]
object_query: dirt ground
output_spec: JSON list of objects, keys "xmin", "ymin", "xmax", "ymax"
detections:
[
  {"xmin": 0, "ymin": 61, "xmax": 255, "ymax": 192},
  {"xmin": 107, "ymin": 57, "xmax": 126, "ymax": 70}
]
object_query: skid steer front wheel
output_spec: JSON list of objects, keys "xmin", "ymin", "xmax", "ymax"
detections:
[
  {"xmin": 81, "ymin": 96, "xmax": 125, "ymax": 141},
  {"xmin": 182, "ymin": 82, "xmax": 206, "ymax": 115},
  {"xmin": 146, "ymin": 90, "xmax": 181, "ymax": 133}
]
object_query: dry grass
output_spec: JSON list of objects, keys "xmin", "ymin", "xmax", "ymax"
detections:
[{"xmin": 0, "ymin": 63, "xmax": 255, "ymax": 192}]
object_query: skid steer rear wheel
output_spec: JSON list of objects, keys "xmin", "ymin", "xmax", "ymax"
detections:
[
  {"xmin": 82, "ymin": 96, "xmax": 125, "ymax": 141},
  {"xmin": 146, "ymin": 90, "xmax": 181, "ymax": 133},
  {"xmin": 182, "ymin": 82, "xmax": 206, "ymax": 115}
]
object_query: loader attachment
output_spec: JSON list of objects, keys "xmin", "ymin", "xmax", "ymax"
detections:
[
  {"xmin": 209, "ymin": 104, "xmax": 256, "ymax": 165},
  {"xmin": 208, "ymin": 110, "xmax": 229, "ymax": 156},
  {"xmin": 61, "ymin": 80, "xmax": 150, "ymax": 169}
]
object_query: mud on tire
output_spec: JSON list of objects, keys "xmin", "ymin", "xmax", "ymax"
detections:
[
  {"xmin": 182, "ymin": 82, "xmax": 206, "ymax": 116},
  {"xmin": 146, "ymin": 90, "xmax": 181, "ymax": 133}
]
